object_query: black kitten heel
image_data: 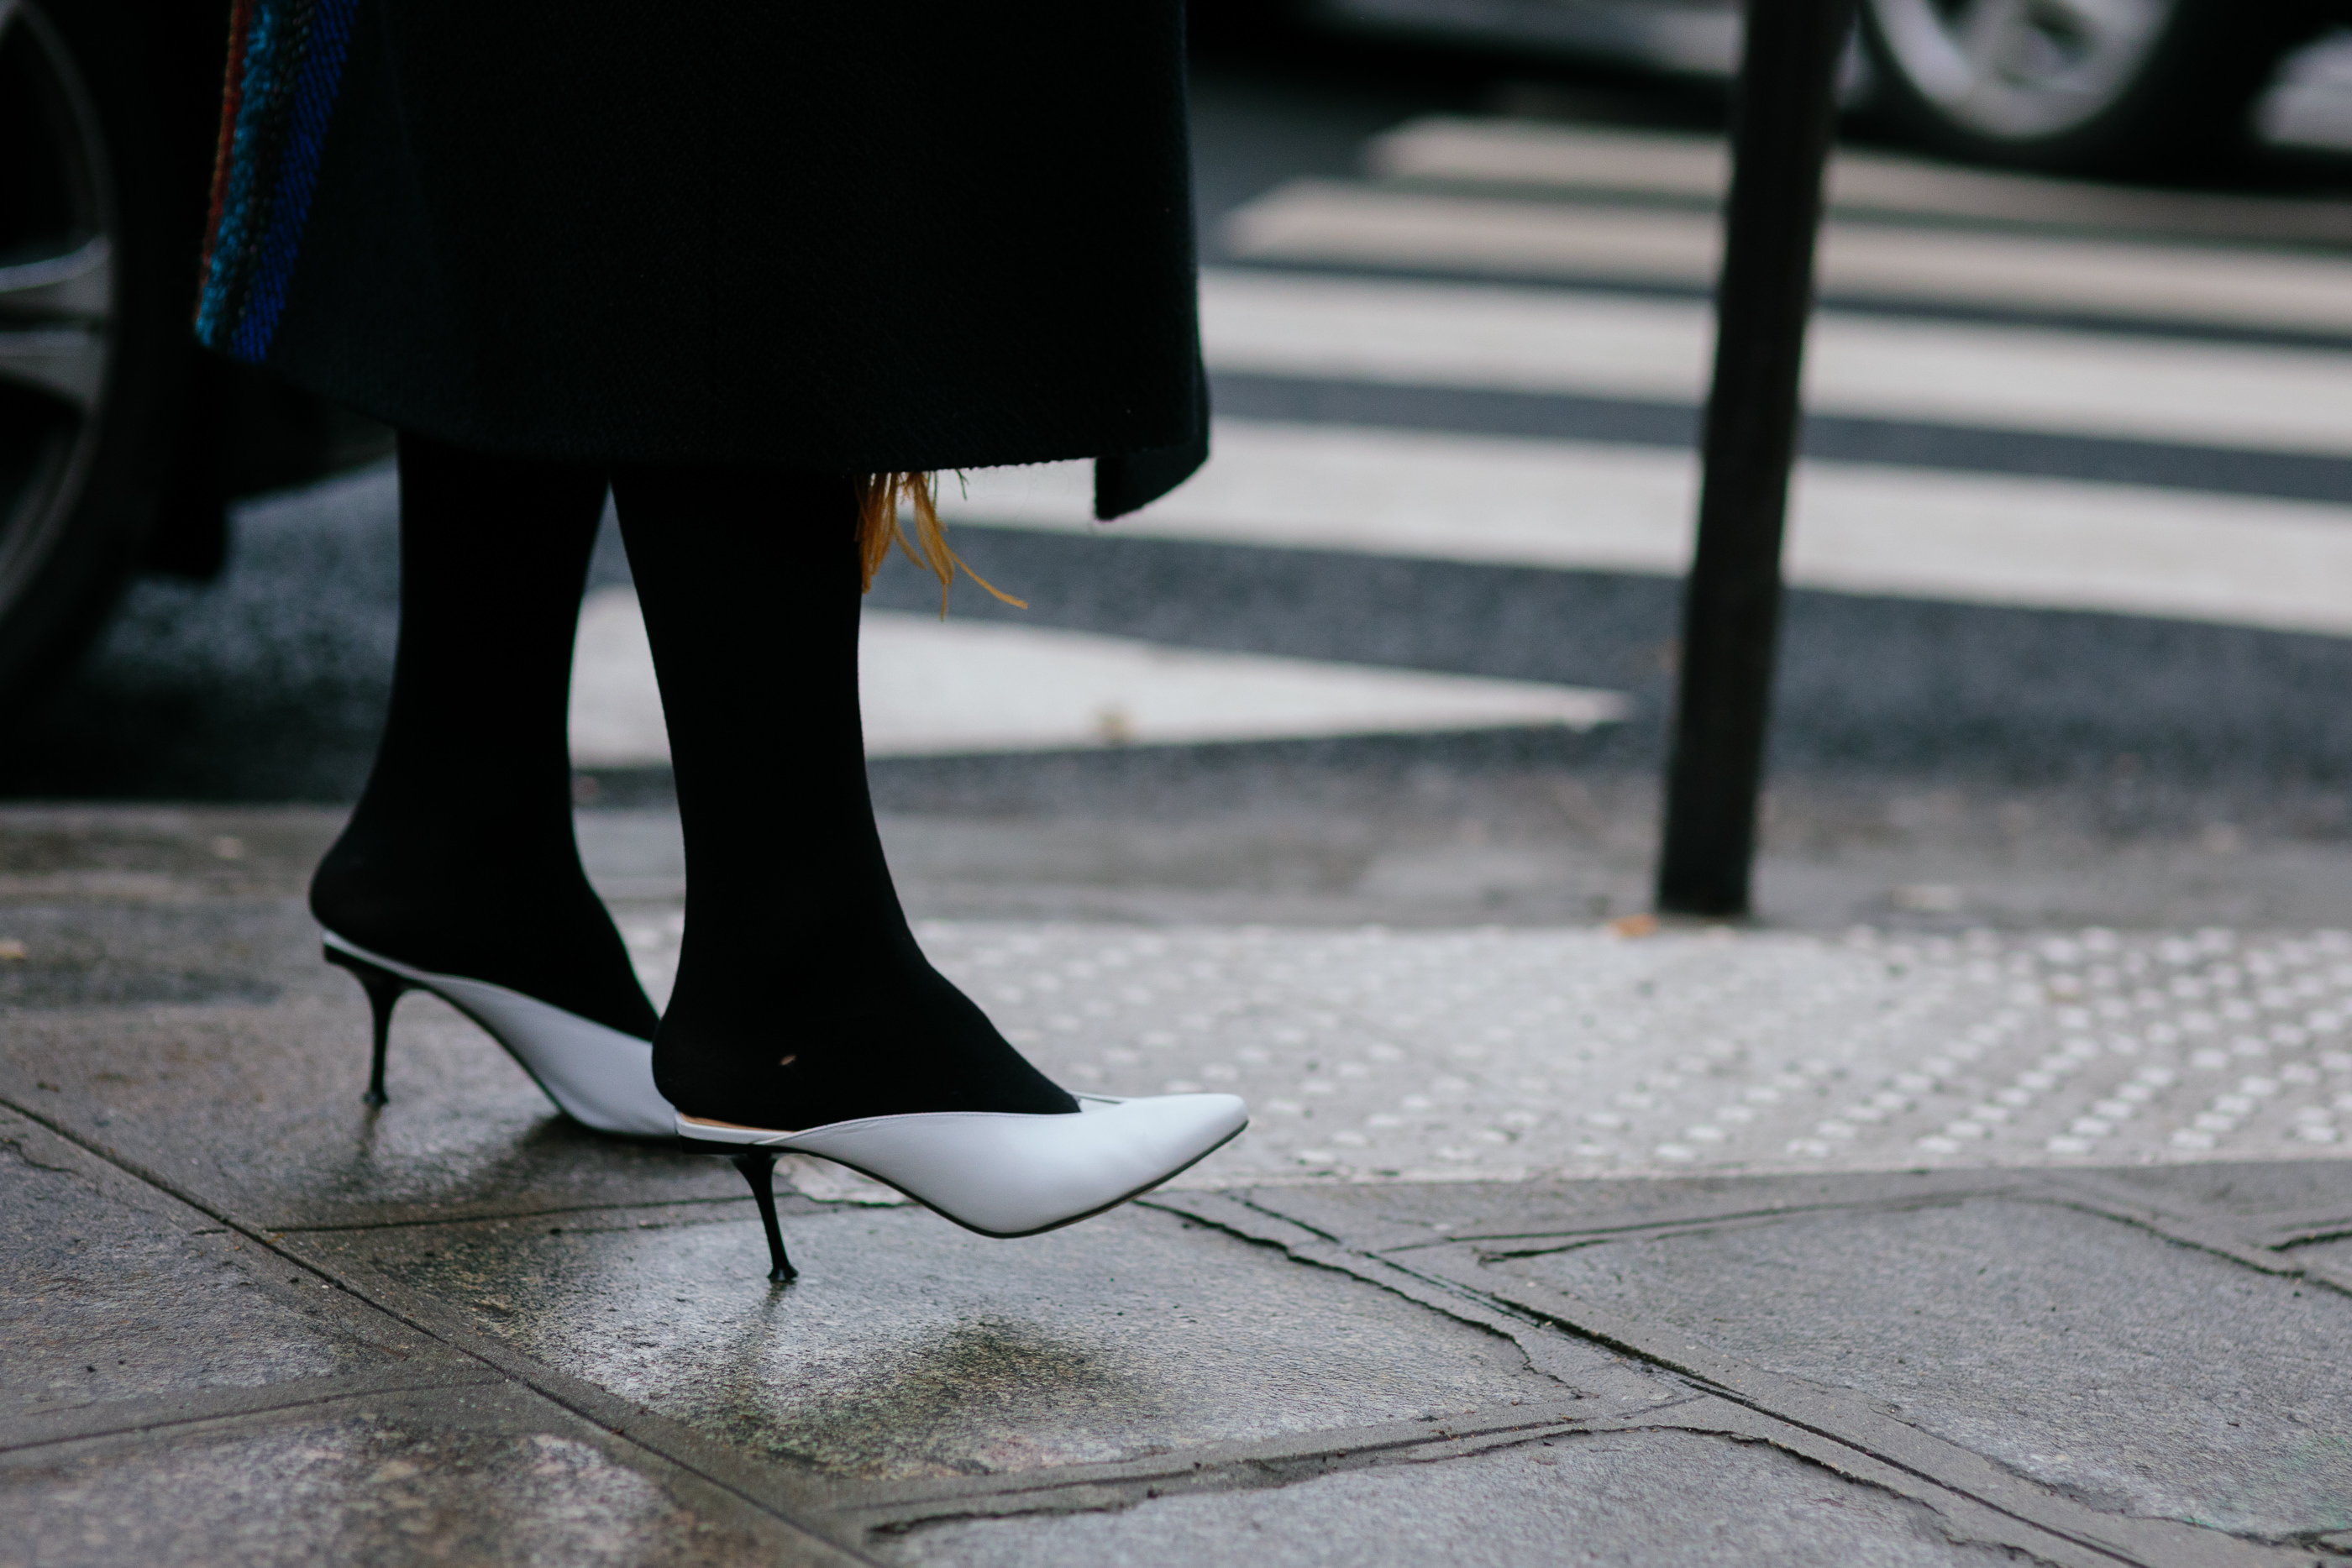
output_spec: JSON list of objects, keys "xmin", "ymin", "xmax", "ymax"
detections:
[
  {"xmin": 323, "ymin": 943, "xmax": 407, "ymax": 1107},
  {"xmin": 317, "ymin": 931, "xmax": 674, "ymax": 1135},
  {"xmin": 728, "ymin": 1150, "xmax": 796, "ymax": 1282}
]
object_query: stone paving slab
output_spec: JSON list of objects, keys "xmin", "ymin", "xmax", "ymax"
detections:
[
  {"xmin": 0, "ymin": 1104, "xmax": 829, "ymax": 1565},
  {"xmin": 1168, "ymin": 1186, "xmax": 2342, "ymax": 1567},
  {"xmin": 0, "ymin": 1105, "xmax": 427, "ymax": 1419},
  {"xmin": 0, "ymin": 1051, "xmax": 864, "ymax": 1566},
  {"xmin": 0, "ymin": 808, "xmax": 337, "ymax": 909},
  {"xmin": 2293, "ymin": 1232, "xmax": 2352, "ymax": 1273},
  {"xmin": 1189, "ymin": 1166, "xmax": 2352, "ymax": 1560},
  {"xmin": 869, "ymin": 1427, "xmax": 2011, "ymax": 1568},
  {"xmin": 1491, "ymin": 1194, "xmax": 2352, "ymax": 1539},
  {"xmin": 2088, "ymin": 1161, "xmax": 2352, "ymax": 1230},
  {"xmin": 1, "ymin": 990, "xmax": 743, "ymax": 1231},
  {"xmin": 328, "ymin": 1198, "xmax": 1585, "ymax": 1482},
  {"xmin": 0, "ymin": 900, "xmax": 292, "ymax": 1010},
  {"xmin": 0, "ymin": 1384, "xmax": 828, "ymax": 1568}
]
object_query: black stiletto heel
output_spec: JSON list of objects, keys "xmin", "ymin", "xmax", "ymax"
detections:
[
  {"xmin": 318, "ymin": 931, "xmax": 673, "ymax": 1135},
  {"xmin": 729, "ymin": 1150, "xmax": 796, "ymax": 1283},
  {"xmin": 323, "ymin": 944, "xmax": 408, "ymax": 1106}
]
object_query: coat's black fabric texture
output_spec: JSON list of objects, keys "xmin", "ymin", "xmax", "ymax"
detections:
[{"xmin": 197, "ymin": 1, "xmax": 1207, "ymax": 515}]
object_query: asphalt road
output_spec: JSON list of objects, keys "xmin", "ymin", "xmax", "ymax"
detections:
[{"xmin": 9, "ymin": 38, "xmax": 2352, "ymax": 916}]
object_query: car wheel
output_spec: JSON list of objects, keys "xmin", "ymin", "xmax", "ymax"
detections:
[
  {"xmin": 1858, "ymin": 0, "xmax": 2323, "ymax": 175},
  {"xmin": 0, "ymin": 0, "xmax": 188, "ymax": 711}
]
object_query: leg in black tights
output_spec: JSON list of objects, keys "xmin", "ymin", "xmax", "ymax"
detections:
[
  {"xmin": 612, "ymin": 464, "xmax": 1076, "ymax": 1128},
  {"xmin": 311, "ymin": 431, "xmax": 658, "ymax": 1038}
]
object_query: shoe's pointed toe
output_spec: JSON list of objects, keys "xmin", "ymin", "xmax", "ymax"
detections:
[{"xmin": 680, "ymin": 1092, "xmax": 1248, "ymax": 1237}]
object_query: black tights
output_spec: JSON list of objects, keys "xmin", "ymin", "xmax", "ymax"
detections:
[
  {"xmin": 313, "ymin": 431, "xmax": 1075, "ymax": 1127},
  {"xmin": 310, "ymin": 434, "xmax": 653, "ymax": 1036}
]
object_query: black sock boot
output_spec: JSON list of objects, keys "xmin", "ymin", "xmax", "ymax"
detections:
[
  {"xmin": 311, "ymin": 431, "xmax": 658, "ymax": 1039},
  {"xmin": 613, "ymin": 463, "xmax": 1076, "ymax": 1128}
]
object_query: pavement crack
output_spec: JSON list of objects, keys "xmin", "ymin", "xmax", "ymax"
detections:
[
  {"xmin": 2023, "ymin": 1178, "xmax": 2318, "ymax": 1287},
  {"xmin": 0, "ymin": 1366, "xmax": 501, "ymax": 1456},
  {"xmin": 835, "ymin": 1403, "xmax": 1604, "ymax": 1537},
  {"xmin": 0, "ymin": 1138, "xmax": 88, "ymax": 1179},
  {"xmin": 1230, "ymin": 1191, "xmax": 1347, "ymax": 1246},
  {"xmin": 261, "ymin": 1193, "xmax": 786, "ymax": 1235},
  {"xmin": 1474, "ymin": 1237, "xmax": 1618, "ymax": 1261},
  {"xmin": 2257, "ymin": 1219, "xmax": 2352, "ymax": 1249},
  {"xmin": 1141, "ymin": 1192, "xmax": 1610, "ymax": 1393},
  {"xmin": 1383, "ymin": 1191, "xmax": 1997, "ymax": 1255},
  {"xmin": 1614, "ymin": 1408, "xmax": 2081, "ymax": 1568}
]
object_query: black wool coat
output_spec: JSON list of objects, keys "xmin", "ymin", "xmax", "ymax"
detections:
[{"xmin": 195, "ymin": 0, "xmax": 1207, "ymax": 517}]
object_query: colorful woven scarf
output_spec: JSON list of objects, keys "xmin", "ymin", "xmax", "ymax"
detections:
[{"xmin": 194, "ymin": 0, "xmax": 360, "ymax": 363}]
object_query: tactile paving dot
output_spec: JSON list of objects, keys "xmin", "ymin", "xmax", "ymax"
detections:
[{"xmin": 610, "ymin": 915, "xmax": 2352, "ymax": 1185}]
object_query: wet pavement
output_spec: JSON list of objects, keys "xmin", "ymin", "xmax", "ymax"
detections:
[
  {"xmin": 13, "ymin": 22, "xmax": 2352, "ymax": 1562},
  {"xmin": 17, "ymin": 50, "xmax": 2352, "ymax": 1563},
  {"xmin": 5, "ymin": 805, "xmax": 2351, "ymax": 1565}
]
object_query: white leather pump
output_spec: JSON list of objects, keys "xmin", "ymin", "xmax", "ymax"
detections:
[
  {"xmin": 677, "ymin": 1092, "xmax": 1249, "ymax": 1280},
  {"xmin": 322, "ymin": 930, "xmax": 675, "ymax": 1137}
]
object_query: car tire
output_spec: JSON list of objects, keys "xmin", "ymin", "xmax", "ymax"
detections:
[
  {"xmin": 0, "ymin": 0, "xmax": 192, "ymax": 712},
  {"xmin": 1858, "ymin": 0, "xmax": 2327, "ymax": 176}
]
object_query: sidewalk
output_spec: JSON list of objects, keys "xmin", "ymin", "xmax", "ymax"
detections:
[{"xmin": 4, "ymin": 805, "xmax": 2349, "ymax": 1565}]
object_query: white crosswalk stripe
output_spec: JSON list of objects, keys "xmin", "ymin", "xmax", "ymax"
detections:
[
  {"xmin": 1225, "ymin": 180, "xmax": 2352, "ymax": 336},
  {"xmin": 1363, "ymin": 116, "xmax": 2352, "ymax": 248},
  {"xmin": 1201, "ymin": 268, "xmax": 2352, "ymax": 455},
  {"xmin": 570, "ymin": 590, "xmax": 1625, "ymax": 768},
  {"xmin": 945, "ymin": 424, "xmax": 2352, "ymax": 638},
  {"xmin": 568, "ymin": 115, "xmax": 2352, "ymax": 763},
  {"xmin": 1083, "ymin": 123, "xmax": 2352, "ymax": 642}
]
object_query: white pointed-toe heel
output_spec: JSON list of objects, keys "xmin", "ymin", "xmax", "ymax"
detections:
[
  {"xmin": 678, "ymin": 1093, "xmax": 1250, "ymax": 1279},
  {"xmin": 321, "ymin": 930, "xmax": 675, "ymax": 1137}
]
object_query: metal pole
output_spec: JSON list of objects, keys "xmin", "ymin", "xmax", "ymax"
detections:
[{"xmin": 1654, "ymin": 0, "xmax": 1857, "ymax": 919}]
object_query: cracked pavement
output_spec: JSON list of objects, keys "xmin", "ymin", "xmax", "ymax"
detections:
[{"xmin": 3, "ymin": 806, "xmax": 2350, "ymax": 1566}]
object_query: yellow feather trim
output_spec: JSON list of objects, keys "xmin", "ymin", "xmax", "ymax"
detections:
[{"xmin": 852, "ymin": 471, "xmax": 1026, "ymax": 618}]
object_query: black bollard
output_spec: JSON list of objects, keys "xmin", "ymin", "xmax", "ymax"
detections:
[{"xmin": 1655, "ymin": 0, "xmax": 1858, "ymax": 918}]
